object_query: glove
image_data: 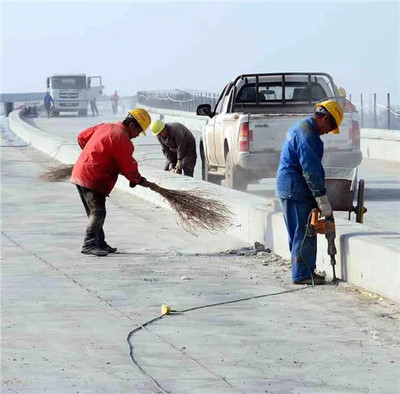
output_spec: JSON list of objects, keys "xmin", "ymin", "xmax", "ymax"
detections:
[
  {"xmin": 139, "ymin": 177, "xmax": 150, "ymax": 188},
  {"xmin": 170, "ymin": 167, "xmax": 182, "ymax": 174},
  {"xmin": 129, "ymin": 177, "xmax": 147, "ymax": 188},
  {"xmin": 315, "ymin": 195, "xmax": 332, "ymax": 217}
]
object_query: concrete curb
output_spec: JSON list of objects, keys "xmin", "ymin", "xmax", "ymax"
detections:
[
  {"xmin": 361, "ymin": 128, "xmax": 400, "ymax": 162},
  {"xmin": 8, "ymin": 110, "xmax": 400, "ymax": 303}
]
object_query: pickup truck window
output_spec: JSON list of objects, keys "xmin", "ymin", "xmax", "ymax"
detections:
[{"xmin": 236, "ymin": 82, "xmax": 327, "ymax": 103}]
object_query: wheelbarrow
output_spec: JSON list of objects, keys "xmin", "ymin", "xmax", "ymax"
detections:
[{"xmin": 325, "ymin": 167, "xmax": 367, "ymax": 223}]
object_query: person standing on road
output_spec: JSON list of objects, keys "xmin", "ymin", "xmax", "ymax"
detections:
[
  {"xmin": 43, "ymin": 90, "xmax": 54, "ymax": 118},
  {"xmin": 150, "ymin": 120, "xmax": 197, "ymax": 177},
  {"xmin": 275, "ymin": 100, "xmax": 344, "ymax": 285},
  {"xmin": 71, "ymin": 108, "xmax": 151, "ymax": 256},
  {"xmin": 88, "ymin": 89, "xmax": 99, "ymax": 116},
  {"xmin": 111, "ymin": 91, "xmax": 119, "ymax": 115}
]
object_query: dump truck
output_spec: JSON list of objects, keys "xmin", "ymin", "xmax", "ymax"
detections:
[{"xmin": 46, "ymin": 74, "xmax": 103, "ymax": 116}]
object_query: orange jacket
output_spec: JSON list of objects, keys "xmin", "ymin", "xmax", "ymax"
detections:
[{"xmin": 71, "ymin": 122, "xmax": 142, "ymax": 194}]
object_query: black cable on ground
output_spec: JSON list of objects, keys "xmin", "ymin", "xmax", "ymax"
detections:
[{"xmin": 126, "ymin": 286, "xmax": 309, "ymax": 393}]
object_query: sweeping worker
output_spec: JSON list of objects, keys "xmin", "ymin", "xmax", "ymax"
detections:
[
  {"xmin": 275, "ymin": 100, "xmax": 343, "ymax": 285},
  {"xmin": 150, "ymin": 120, "xmax": 197, "ymax": 177},
  {"xmin": 71, "ymin": 108, "xmax": 151, "ymax": 256}
]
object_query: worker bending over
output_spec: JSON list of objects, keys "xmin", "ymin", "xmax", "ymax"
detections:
[
  {"xmin": 71, "ymin": 109, "xmax": 151, "ymax": 256},
  {"xmin": 275, "ymin": 100, "xmax": 343, "ymax": 285},
  {"xmin": 150, "ymin": 120, "xmax": 197, "ymax": 177}
]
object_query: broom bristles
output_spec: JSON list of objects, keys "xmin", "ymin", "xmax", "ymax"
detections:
[
  {"xmin": 146, "ymin": 181, "xmax": 233, "ymax": 234},
  {"xmin": 39, "ymin": 166, "xmax": 233, "ymax": 234},
  {"xmin": 39, "ymin": 164, "xmax": 74, "ymax": 182}
]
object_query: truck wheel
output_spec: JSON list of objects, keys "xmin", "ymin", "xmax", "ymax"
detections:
[
  {"xmin": 52, "ymin": 110, "xmax": 59, "ymax": 116},
  {"xmin": 79, "ymin": 110, "xmax": 88, "ymax": 117},
  {"xmin": 225, "ymin": 151, "xmax": 247, "ymax": 191},
  {"xmin": 200, "ymin": 144, "xmax": 222, "ymax": 185}
]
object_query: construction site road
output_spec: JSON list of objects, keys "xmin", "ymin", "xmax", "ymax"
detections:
[
  {"xmin": 23, "ymin": 111, "xmax": 400, "ymax": 233},
  {"xmin": 2, "ymin": 119, "xmax": 400, "ymax": 393}
]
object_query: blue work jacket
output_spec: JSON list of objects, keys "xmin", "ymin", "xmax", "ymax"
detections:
[
  {"xmin": 276, "ymin": 117, "xmax": 326, "ymax": 200},
  {"xmin": 44, "ymin": 93, "xmax": 54, "ymax": 108}
]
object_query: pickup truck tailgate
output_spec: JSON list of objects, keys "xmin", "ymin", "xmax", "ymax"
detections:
[{"xmin": 248, "ymin": 114, "xmax": 353, "ymax": 153}]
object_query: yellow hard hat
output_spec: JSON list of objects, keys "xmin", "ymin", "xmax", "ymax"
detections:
[
  {"xmin": 316, "ymin": 100, "xmax": 344, "ymax": 134},
  {"xmin": 337, "ymin": 86, "xmax": 346, "ymax": 97},
  {"xmin": 127, "ymin": 108, "xmax": 151, "ymax": 135},
  {"xmin": 150, "ymin": 120, "xmax": 165, "ymax": 136}
]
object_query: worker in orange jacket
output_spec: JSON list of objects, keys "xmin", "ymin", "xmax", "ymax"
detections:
[{"xmin": 71, "ymin": 108, "xmax": 151, "ymax": 256}]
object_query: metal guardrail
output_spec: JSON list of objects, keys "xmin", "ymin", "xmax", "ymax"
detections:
[
  {"xmin": 351, "ymin": 93, "xmax": 400, "ymax": 130},
  {"xmin": 137, "ymin": 90, "xmax": 218, "ymax": 113}
]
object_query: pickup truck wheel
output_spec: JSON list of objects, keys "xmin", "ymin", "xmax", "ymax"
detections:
[{"xmin": 225, "ymin": 151, "xmax": 247, "ymax": 191}]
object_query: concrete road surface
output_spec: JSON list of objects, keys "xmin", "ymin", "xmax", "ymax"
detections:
[{"xmin": 2, "ymin": 122, "xmax": 400, "ymax": 393}]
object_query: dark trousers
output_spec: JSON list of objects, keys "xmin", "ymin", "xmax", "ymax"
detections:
[
  {"xmin": 183, "ymin": 168, "xmax": 194, "ymax": 177},
  {"xmin": 280, "ymin": 197, "xmax": 317, "ymax": 282},
  {"xmin": 76, "ymin": 185, "xmax": 107, "ymax": 250},
  {"xmin": 90, "ymin": 100, "xmax": 98, "ymax": 116}
]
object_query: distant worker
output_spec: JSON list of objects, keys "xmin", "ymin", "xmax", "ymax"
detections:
[
  {"xmin": 71, "ymin": 109, "xmax": 151, "ymax": 256},
  {"xmin": 88, "ymin": 89, "xmax": 99, "ymax": 116},
  {"xmin": 111, "ymin": 91, "xmax": 119, "ymax": 115},
  {"xmin": 150, "ymin": 120, "xmax": 197, "ymax": 177},
  {"xmin": 276, "ymin": 100, "xmax": 344, "ymax": 285},
  {"xmin": 43, "ymin": 90, "xmax": 54, "ymax": 118},
  {"xmin": 337, "ymin": 86, "xmax": 356, "ymax": 112}
]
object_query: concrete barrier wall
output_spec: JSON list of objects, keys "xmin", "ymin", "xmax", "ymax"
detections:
[
  {"xmin": 361, "ymin": 128, "xmax": 400, "ymax": 162},
  {"xmin": 8, "ymin": 110, "xmax": 400, "ymax": 303}
]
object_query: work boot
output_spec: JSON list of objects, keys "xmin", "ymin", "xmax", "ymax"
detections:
[
  {"xmin": 81, "ymin": 247, "xmax": 109, "ymax": 257},
  {"xmin": 293, "ymin": 273, "xmax": 326, "ymax": 285},
  {"xmin": 100, "ymin": 243, "xmax": 117, "ymax": 253}
]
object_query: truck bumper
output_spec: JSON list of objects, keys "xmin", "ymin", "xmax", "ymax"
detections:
[
  {"xmin": 238, "ymin": 152, "xmax": 281, "ymax": 178},
  {"xmin": 54, "ymin": 101, "xmax": 88, "ymax": 111}
]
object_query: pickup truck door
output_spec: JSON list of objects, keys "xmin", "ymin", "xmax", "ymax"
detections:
[
  {"xmin": 204, "ymin": 85, "xmax": 230, "ymax": 166},
  {"xmin": 214, "ymin": 88, "xmax": 234, "ymax": 164},
  {"xmin": 204, "ymin": 115, "xmax": 218, "ymax": 166}
]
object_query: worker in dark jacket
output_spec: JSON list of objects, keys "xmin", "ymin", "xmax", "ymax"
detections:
[
  {"xmin": 276, "ymin": 100, "xmax": 343, "ymax": 285},
  {"xmin": 150, "ymin": 120, "xmax": 197, "ymax": 177},
  {"xmin": 71, "ymin": 108, "xmax": 151, "ymax": 256}
]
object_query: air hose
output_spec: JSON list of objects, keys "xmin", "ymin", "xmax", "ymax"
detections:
[
  {"xmin": 127, "ymin": 286, "xmax": 309, "ymax": 393},
  {"xmin": 299, "ymin": 212, "xmax": 317, "ymax": 286}
]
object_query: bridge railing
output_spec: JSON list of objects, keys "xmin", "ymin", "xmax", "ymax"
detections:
[
  {"xmin": 137, "ymin": 90, "xmax": 218, "ymax": 113},
  {"xmin": 351, "ymin": 93, "xmax": 400, "ymax": 130}
]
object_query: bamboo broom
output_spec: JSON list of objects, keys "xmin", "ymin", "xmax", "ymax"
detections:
[{"xmin": 39, "ymin": 164, "xmax": 233, "ymax": 234}]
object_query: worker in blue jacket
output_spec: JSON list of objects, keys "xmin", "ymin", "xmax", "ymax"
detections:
[
  {"xmin": 276, "ymin": 100, "xmax": 344, "ymax": 285},
  {"xmin": 43, "ymin": 90, "xmax": 54, "ymax": 118}
]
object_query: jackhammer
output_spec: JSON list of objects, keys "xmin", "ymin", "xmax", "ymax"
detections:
[{"xmin": 309, "ymin": 208, "xmax": 339, "ymax": 283}]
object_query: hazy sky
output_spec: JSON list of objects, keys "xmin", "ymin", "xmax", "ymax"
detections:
[{"xmin": 1, "ymin": 1, "xmax": 399, "ymax": 104}]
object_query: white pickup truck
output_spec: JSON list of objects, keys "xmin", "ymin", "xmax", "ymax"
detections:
[{"xmin": 197, "ymin": 72, "xmax": 362, "ymax": 190}]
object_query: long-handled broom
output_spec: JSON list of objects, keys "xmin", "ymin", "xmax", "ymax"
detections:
[{"xmin": 40, "ymin": 164, "xmax": 233, "ymax": 234}]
